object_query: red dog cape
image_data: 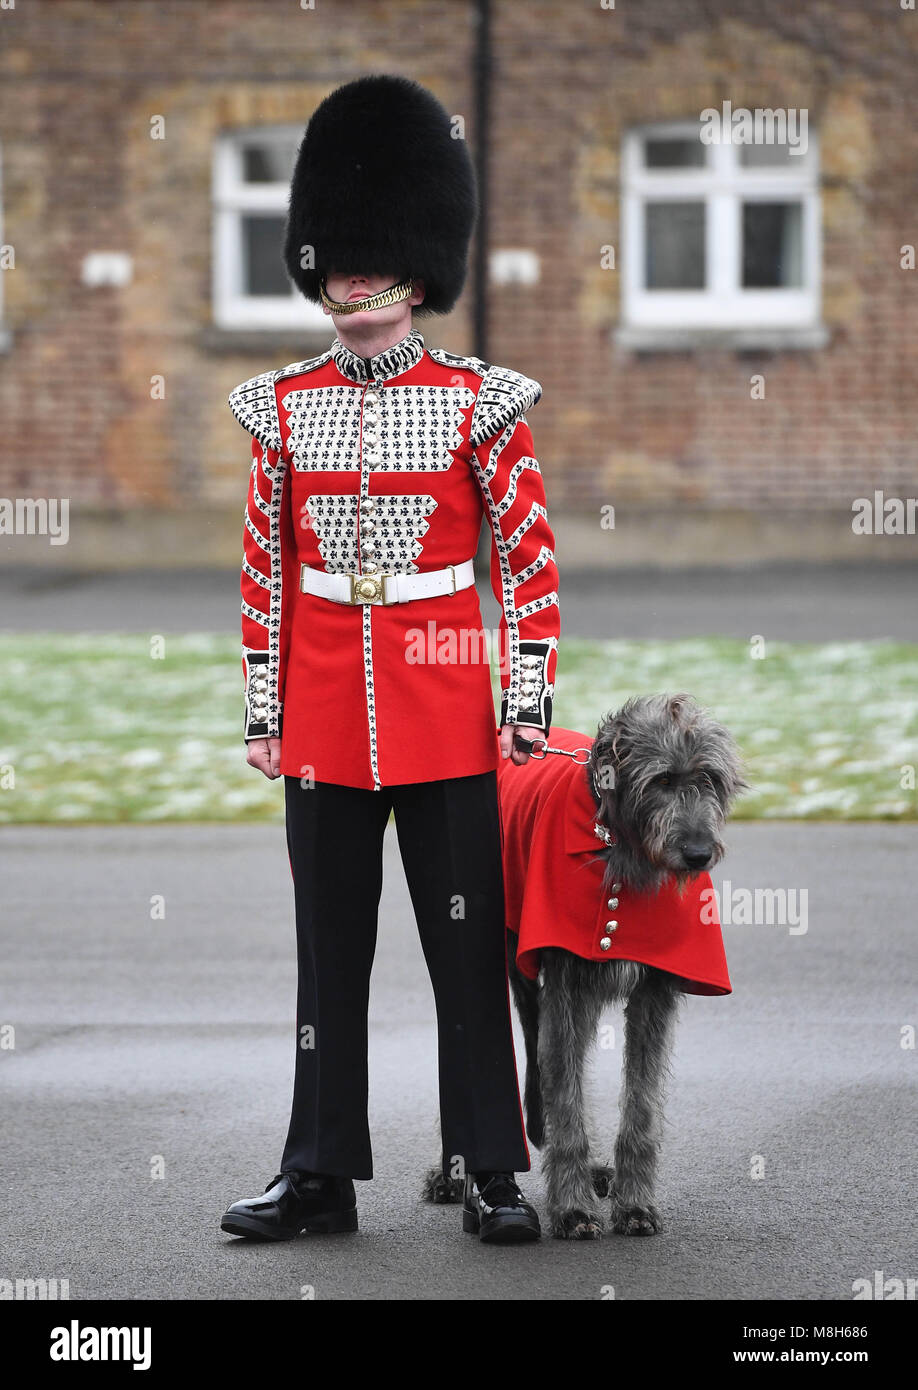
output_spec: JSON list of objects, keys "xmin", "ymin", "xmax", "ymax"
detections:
[{"xmin": 497, "ymin": 727, "xmax": 732, "ymax": 995}]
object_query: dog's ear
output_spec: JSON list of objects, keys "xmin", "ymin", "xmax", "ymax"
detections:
[
  {"xmin": 668, "ymin": 693, "xmax": 689, "ymax": 722},
  {"xmin": 730, "ymin": 766, "xmax": 752, "ymax": 798},
  {"xmin": 667, "ymin": 692, "xmax": 705, "ymax": 728},
  {"xmin": 594, "ymin": 708, "xmax": 627, "ymax": 767},
  {"xmin": 594, "ymin": 702, "xmax": 646, "ymax": 803},
  {"xmin": 720, "ymin": 766, "xmax": 751, "ymax": 805},
  {"xmin": 706, "ymin": 721, "xmax": 751, "ymax": 804}
]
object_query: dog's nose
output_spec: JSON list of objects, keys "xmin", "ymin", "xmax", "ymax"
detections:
[{"xmin": 681, "ymin": 843, "xmax": 713, "ymax": 869}]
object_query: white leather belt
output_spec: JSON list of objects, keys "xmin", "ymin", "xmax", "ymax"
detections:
[{"xmin": 299, "ymin": 558, "xmax": 476, "ymax": 605}]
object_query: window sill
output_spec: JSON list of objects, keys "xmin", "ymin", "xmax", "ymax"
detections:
[
  {"xmin": 614, "ymin": 324, "xmax": 830, "ymax": 353},
  {"xmin": 200, "ymin": 325, "xmax": 332, "ymax": 356}
]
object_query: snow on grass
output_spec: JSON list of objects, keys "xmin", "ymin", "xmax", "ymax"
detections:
[{"xmin": 0, "ymin": 631, "xmax": 915, "ymax": 823}]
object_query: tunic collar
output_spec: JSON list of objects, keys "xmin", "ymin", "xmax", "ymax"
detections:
[{"xmin": 330, "ymin": 328, "xmax": 425, "ymax": 384}]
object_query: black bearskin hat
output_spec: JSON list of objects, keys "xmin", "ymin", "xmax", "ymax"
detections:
[{"xmin": 283, "ymin": 74, "xmax": 478, "ymax": 317}]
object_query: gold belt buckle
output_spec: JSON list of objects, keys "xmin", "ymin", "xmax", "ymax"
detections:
[{"xmin": 349, "ymin": 572, "xmax": 392, "ymax": 604}]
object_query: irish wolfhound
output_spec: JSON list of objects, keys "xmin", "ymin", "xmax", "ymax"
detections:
[{"xmin": 424, "ymin": 693, "xmax": 747, "ymax": 1240}]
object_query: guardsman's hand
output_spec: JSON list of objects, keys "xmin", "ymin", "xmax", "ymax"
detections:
[
  {"xmin": 246, "ymin": 736, "xmax": 282, "ymax": 779},
  {"xmin": 499, "ymin": 725, "xmax": 545, "ymax": 766}
]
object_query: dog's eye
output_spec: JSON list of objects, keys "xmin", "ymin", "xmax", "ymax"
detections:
[{"xmin": 657, "ymin": 774, "xmax": 671, "ymax": 787}]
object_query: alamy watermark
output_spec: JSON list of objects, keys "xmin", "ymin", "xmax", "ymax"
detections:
[
  {"xmin": 701, "ymin": 881, "xmax": 808, "ymax": 935},
  {"xmin": 0, "ymin": 1276, "xmax": 70, "ymax": 1299},
  {"xmin": 0, "ymin": 497, "xmax": 69, "ymax": 545},
  {"xmin": 700, "ymin": 102, "xmax": 808, "ymax": 156}
]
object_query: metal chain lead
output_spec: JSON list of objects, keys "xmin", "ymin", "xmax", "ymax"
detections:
[{"xmin": 511, "ymin": 734, "xmax": 591, "ymax": 764}]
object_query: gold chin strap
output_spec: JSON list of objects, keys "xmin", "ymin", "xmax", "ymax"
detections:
[{"xmin": 319, "ymin": 277, "xmax": 414, "ymax": 315}]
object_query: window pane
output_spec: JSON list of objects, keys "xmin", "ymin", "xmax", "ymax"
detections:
[
  {"xmin": 738, "ymin": 141, "xmax": 801, "ymax": 168},
  {"xmin": 644, "ymin": 202, "xmax": 706, "ymax": 289},
  {"xmin": 242, "ymin": 142, "xmax": 298, "ymax": 183},
  {"xmin": 742, "ymin": 202, "xmax": 803, "ymax": 287},
  {"xmin": 644, "ymin": 137, "xmax": 705, "ymax": 169},
  {"xmin": 242, "ymin": 215, "xmax": 290, "ymax": 296}
]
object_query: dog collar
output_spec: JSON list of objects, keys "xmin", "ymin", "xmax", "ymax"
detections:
[{"xmin": 585, "ymin": 760, "xmax": 616, "ymax": 846}]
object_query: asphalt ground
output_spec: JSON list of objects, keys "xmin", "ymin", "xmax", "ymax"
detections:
[{"xmin": 3, "ymin": 820, "xmax": 915, "ymax": 1301}]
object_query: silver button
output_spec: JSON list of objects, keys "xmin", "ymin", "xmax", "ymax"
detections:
[
  {"xmin": 363, "ymin": 498, "xmax": 376, "ymax": 512},
  {"xmin": 362, "ymin": 519, "xmax": 376, "ymax": 533},
  {"xmin": 607, "ymin": 897, "xmax": 618, "ymax": 909},
  {"xmin": 599, "ymin": 937, "xmax": 612, "ymax": 951},
  {"xmin": 606, "ymin": 920, "xmax": 618, "ymax": 931},
  {"xmin": 363, "ymin": 562, "xmax": 379, "ymax": 575},
  {"xmin": 611, "ymin": 882, "xmax": 622, "ymax": 892}
]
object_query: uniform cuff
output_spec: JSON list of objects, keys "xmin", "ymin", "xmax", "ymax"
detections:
[
  {"xmin": 501, "ymin": 640, "xmax": 554, "ymax": 732},
  {"xmin": 243, "ymin": 650, "xmax": 281, "ymax": 739}
]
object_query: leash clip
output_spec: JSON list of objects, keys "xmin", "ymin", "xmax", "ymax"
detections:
[{"xmin": 513, "ymin": 734, "xmax": 591, "ymax": 765}]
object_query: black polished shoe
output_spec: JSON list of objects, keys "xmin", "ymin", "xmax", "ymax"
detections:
[
  {"xmin": 221, "ymin": 1171, "xmax": 358, "ymax": 1241},
  {"xmin": 462, "ymin": 1172, "xmax": 541, "ymax": 1243}
]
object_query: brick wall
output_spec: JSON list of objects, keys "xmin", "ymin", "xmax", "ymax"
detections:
[{"xmin": 0, "ymin": 0, "xmax": 915, "ymax": 566}]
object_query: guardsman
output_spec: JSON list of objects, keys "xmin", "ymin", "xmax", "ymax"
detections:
[{"xmin": 221, "ymin": 75, "xmax": 560, "ymax": 1245}]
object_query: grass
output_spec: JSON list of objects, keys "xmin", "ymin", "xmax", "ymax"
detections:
[{"xmin": 0, "ymin": 632, "xmax": 916, "ymax": 823}]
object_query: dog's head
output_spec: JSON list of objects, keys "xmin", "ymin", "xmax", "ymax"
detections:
[{"xmin": 590, "ymin": 693, "xmax": 749, "ymax": 888}]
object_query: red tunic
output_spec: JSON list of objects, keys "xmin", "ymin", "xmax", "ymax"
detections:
[
  {"xmin": 497, "ymin": 727, "xmax": 732, "ymax": 995},
  {"xmin": 229, "ymin": 329, "xmax": 560, "ymax": 790}
]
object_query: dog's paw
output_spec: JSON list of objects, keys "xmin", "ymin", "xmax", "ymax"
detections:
[
  {"xmin": 590, "ymin": 1164, "xmax": 614, "ymax": 1199},
  {"xmin": 551, "ymin": 1208, "xmax": 605, "ymax": 1240},
  {"xmin": 422, "ymin": 1167, "xmax": 464, "ymax": 1204},
  {"xmin": 610, "ymin": 1201, "xmax": 661, "ymax": 1236}
]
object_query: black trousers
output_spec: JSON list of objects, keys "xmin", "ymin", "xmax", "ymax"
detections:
[{"xmin": 280, "ymin": 769, "xmax": 530, "ymax": 1180}]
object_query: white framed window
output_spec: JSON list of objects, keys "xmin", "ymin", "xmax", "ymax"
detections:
[
  {"xmin": 619, "ymin": 120, "xmax": 824, "ymax": 346},
  {"xmin": 212, "ymin": 126, "xmax": 326, "ymax": 330}
]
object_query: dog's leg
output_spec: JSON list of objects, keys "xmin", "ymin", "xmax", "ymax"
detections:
[
  {"xmin": 611, "ymin": 975, "xmax": 680, "ymax": 1235},
  {"xmin": 507, "ymin": 930, "xmax": 544, "ymax": 1147},
  {"xmin": 538, "ymin": 951, "xmax": 606, "ymax": 1239}
]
